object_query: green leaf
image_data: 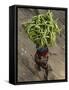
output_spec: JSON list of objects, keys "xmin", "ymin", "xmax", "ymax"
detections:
[{"xmin": 23, "ymin": 10, "xmax": 61, "ymax": 48}]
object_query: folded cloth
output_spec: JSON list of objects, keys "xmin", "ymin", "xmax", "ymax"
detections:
[{"xmin": 36, "ymin": 47, "xmax": 48, "ymax": 57}]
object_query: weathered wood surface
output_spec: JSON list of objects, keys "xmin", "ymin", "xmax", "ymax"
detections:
[{"xmin": 18, "ymin": 8, "xmax": 65, "ymax": 82}]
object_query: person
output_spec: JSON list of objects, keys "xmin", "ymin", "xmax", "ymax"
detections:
[{"xmin": 35, "ymin": 46, "xmax": 48, "ymax": 79}]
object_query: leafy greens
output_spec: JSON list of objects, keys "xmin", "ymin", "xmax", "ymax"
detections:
[{"xmin": 23, "ymin": 10, "xmax": 61, "ymax": 48}]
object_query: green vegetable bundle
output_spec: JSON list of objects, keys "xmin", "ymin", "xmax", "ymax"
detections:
[{"xmin": 23, "ymin": 10, "xmax": 61, "ymax": 48}]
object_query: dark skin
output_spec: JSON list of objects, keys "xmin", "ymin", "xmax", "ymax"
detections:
[{"xmin": 35, "ymin": 53, "xmax": 48, "ymax": 80}]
